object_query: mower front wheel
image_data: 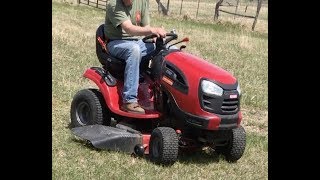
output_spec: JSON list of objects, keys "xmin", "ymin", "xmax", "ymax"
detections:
[
  {"xmin": 223, "ymin": 125, "xmax": 246, "ymax": 162},
  {"xmin": 70, "ymin": 89, "xmax": 109, "ymax": 128},
  {"xmin": 149, "ymin": 127, "xmax": 179, "ymax": 165}
]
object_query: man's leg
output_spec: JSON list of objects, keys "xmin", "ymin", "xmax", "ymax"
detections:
[
  {"xmin": 137, "ymin": 39, "xmax": 156, "ymax": 57},
  {"xmin": 107, "ymin": 40, "xmax": 145, "ymax": 113}
]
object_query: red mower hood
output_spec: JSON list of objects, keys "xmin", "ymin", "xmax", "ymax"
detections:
[{"xmin": 165, "ymin": 51, "xmax": 236, "ymax": 85}]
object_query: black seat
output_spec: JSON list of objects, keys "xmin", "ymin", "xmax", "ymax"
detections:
[
  {"xmin": 96, "ymin": 24, "xmax": 125, "ymax": 79},
  {"xmin": 95, "ymin": 24, "xmax": 150, "ymax": 80}
]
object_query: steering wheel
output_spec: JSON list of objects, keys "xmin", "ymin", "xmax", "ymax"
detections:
[
  {"xmin": 142, "ymin": 33, "xmax": 178, "ymax": 58},
  {"xmin": 142, "ymin": 33, "xmax": 178, "ymax": 44}
]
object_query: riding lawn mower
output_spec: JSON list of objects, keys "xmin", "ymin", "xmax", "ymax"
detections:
[{"xmin": 70, "ymin": 24, "xmax": 246, "ymax": 165}]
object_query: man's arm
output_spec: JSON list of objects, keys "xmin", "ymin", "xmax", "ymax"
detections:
[{"xmin": 121, "ymin": 20, "xmax": 166, "ymax": 38}]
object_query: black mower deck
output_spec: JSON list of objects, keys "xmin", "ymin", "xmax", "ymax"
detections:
[{"xmin": 71, "ymin": 125, "xmax": 143, "ymax": 153}]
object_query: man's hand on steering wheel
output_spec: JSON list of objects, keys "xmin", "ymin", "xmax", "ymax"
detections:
[
  {"xmin": 143, "ymin": 32, "xmax": 178, "ymax": 44},
  {"xmin": 150, "ymin": 27, "xmax": 167, "ymax": 38}
]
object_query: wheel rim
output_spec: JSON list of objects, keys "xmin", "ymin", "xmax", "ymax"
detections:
[
  {"xmin": 76, "ymin": 102, "xmax": 91, "ymax": 125},
  {"xmin": 152, "ymin": 137, "xmax": 160, "ymax": 158}
]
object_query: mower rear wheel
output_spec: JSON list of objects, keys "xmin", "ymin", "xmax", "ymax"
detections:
[
  {"xmin": 223, "ymin": 126, "xmax": 246, "ymax": 162},
  {"xmin": 70, "ymin": 89, "xmax": 109, "ymax": 127},
  {"xmin": 149, "ymin": 127, "xmax": 179, "ymax": 165}
]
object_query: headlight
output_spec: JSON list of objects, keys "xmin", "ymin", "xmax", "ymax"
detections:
[
  {"xmin": 201, "ymin": 80, "xmax": 223, "ymax": 96},
  {"xmin": 236, "ymin": 83, "xmax": 241, "ymax": 95}
]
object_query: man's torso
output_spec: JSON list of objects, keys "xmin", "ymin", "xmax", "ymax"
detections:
[{"xmin": 104, "ymin": 0, "xmax": 150, "ymax": 40}]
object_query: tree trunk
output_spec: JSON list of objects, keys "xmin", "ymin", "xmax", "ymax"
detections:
[
  {"xmin": 179, "ymin": 0, "xmax": 184, "ymax": 15},
  {"xmin": 214, "ymin": 0, "xmax": 224, "ymax": 21},
  {"xmin": 252, "ymin": 0, "xmax": 262, "ymax": 30},
  {"xmin": 156, "ymin": 0, "xmax": 168, "ymax": 15},
  {"xmin": 196, "ymin": 0, "xmax": 200, "ymax": 18},
  {"xmin": 234, "ymin": 0, "xmax": 239, "ymax": 19}
]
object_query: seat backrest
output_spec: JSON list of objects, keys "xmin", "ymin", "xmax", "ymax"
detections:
[
  {"xmin": 95, "ymin": 24, "xmax": 126, "ymax": 79},
  {"xmin": 96, "ymin": 24, "xmax": 109, "ymax": 66},
  {"xmin": 96, "ymin": 24, "xmax": 105, "ymax": 40}
]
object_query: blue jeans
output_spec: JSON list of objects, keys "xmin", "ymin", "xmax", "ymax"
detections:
[{"xmin": 107, "ymin": 39, "xmax": 155, "ymax": 103}]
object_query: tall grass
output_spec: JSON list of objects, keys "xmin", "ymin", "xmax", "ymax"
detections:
[
  {"xmin": 149, "ymin": 0, "xmax": 268, "ymax": 33},
  {"xmin": 52, "ymin": 1, "xmax": 268, "ymax": 179}
]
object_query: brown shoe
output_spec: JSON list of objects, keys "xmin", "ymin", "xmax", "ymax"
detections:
[{"xmin": 121, "ymin": 102, "xmax": 145, "ymax": 114}]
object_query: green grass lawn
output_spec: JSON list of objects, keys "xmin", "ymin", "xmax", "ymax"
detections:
[{"xmin": 52, "ymin": 1, "xmax": 268, "ymax": 179}]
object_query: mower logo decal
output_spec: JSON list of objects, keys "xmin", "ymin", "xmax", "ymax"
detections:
[
  {"xmin": 162, "ymin": 76, "xmax": 173, "ymax": 85},
  {"xmin": 230, "ymin": 94, "xmax": 237, "ymax": 99}
]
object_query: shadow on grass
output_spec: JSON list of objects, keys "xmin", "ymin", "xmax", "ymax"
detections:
[
  {"xmin": 66, "ymin": 122, "xmax": 73, "ymax": 129},
  {"xmin": 138, "ymin": 150, "xmax": 224, "ymax": 167},
  {"xmin": 68, "ymin": 123, "xmax": 226, "ymax": 165},
  {"xmin": 72, "ymin": 137, "xmax": 227, "ymax": 166},
  {"xmin": 177, "ymin": 150, "xmax": 223, "ymax": 164}
]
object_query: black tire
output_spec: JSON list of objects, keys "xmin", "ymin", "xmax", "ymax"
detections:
[
  {"xmin": 70, "ymin": 89, "xmax": 110, "ymax": 128},
  {"xmin": 224, "ymin": 126, "xmax": 246, "ymax": 162},
  {"xmin": 149, "ymin": 127, "xmax": 179, "ymax": 165}
]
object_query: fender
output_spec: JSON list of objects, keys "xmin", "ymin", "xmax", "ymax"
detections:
[{"xmin": 83, "ymin": 68, "xmax": 161, "ymax": 119}]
